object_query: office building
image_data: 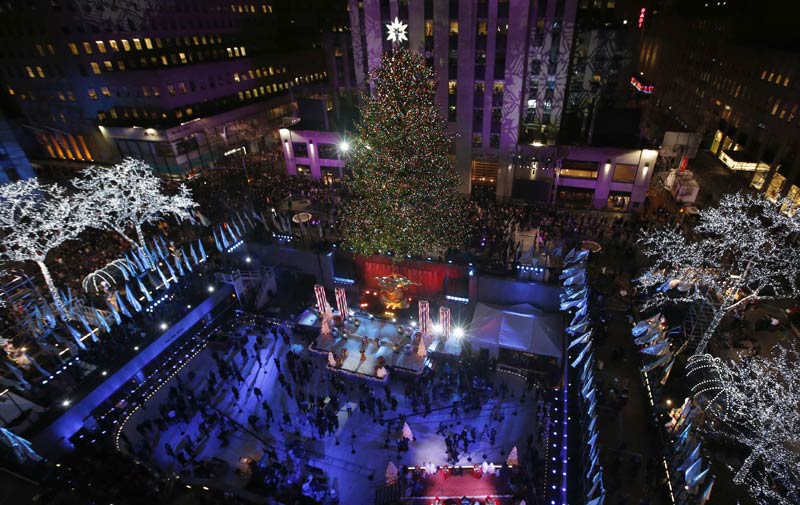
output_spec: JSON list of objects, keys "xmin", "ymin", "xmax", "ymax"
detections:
[
  {"xmin": 0, "ymin": 1, "xmax": 330, "ymax": 178},
  {"xmin": 636, "ymin": 0, "xmax": 799, "ymax": 208}
]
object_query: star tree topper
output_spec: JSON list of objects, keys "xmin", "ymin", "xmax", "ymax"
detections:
[{"xmin": 386, "ymin": 17, "xmax": 408, "ymax": 43}]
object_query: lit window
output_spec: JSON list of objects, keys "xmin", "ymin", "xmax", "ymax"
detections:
[
  {"xmin": 96, "ymin": 41, "xmax": 106, "ymax": 53},
  {"xmin": 448, "ymin": 81, "xmax": 457, "ymax": 94},
  {"xmin": 103, "ymin": 60, "xmax": 113, "ymax": 71},
  {"xmin": 133, "ymin": 38, "xmax": 142, "ymax": 50},
  {"xmin": 768, "ymin": 72, "xmax": 774, "ymax": 82},
  {"xmin": 67, "ymin": 91, "xmax": 75, "ymax": 101},
  {"xmin": 90, "ymin": 62, "xmax": 101, "ymax": 74},
  {"xmin": 227, "ymin": 47, "xmax": 233, "ymax": 57},
  {"xmin": 771, "ymin": 99, "xmax": 781, "ymax": 115},
  {"xmin": 142, "ymin": 86, "xmax": 149, "ymax": 97},
  {"xmin": 35, "ymin": 44, "xmax": 44, "ymax": 56},
  {"xmin": 234, "ymin": 72, "xmax": 240, "ymax": 82},
  {"xmin": 117, "ymin": 60, "xmax": 125, "ymax": 70},
  {"xmin": 449, "ymin": 21, "xmax": 459, "ymax": 34},
  {"xmin": 238, "ymin": 91, "xmax": 244, "ymax": 100},
  {"xmin": 36, "ymin": 66, "xmax": 45, "ymax": 78},
  {"xmin": 88, "ymin": 88, "xmax": 98, "ymax": 99},
  {"xmin": 192, "ymin": 36, "xmax": 199, "ymax": 45},
  {"xmin": 784, "ymin": 77, "xmax": 791, "ymax": 87},
  {"xmin": 83, "ymin": 42, "xmax": 93, "ymax": 54},
  {"xmin": 269, "ymin": 66, "xmax": 274, "ymax": 75},
  {"xmin": 57, "ymin": 91, "xmax": 65, "ymax": 101},
  {"xmin": 167, "ymin": 84, "xmax": 175, "ymax": 95},
  {"xmin": 233, "ymin": 47, "xmax": 240, "ymax": 57},
  {"xmin": 109, "ymin": 40, "xmax": 119, "ymax": 52},
  {"xmin": 7, "ymin": 88, "xmax": 14, "ymax": 95},
  {"xmin": 156, "ymin": 38, "xmax": 163, "ymax": 49},
  {"xmin": 240, "ymin": 46, "xmax": 246, "ymax": 56},
  {"xmin": 256, "ymin": 68, "xmax": 262, "ymax": 77},
  {"xmin": 161, "ymin": 55, "xmax": 168, "ymax": 65},
  {"xmin": 201, "ymin": 36, "xmax": 207, "ymax": 45},
  {"xmin": 144, "ymin": 37, "xmax": 153, "ymax": 49},
  {"xmin": 179, "ymin": 52, "xmax": 187, "ymax": 63},
  {"xmin": 248, "ymin": 70, "xmax": 254, "ymax": 79},
  {"xmin": 101, "ymin": 87, "xmax": 111, "ymax": 97},
  {"xmin": 25, "ymin": 66, "xmax": 35, "ymax": 78},
  {"xmin": 152, "ymin": 86, "xmax": 160, "ymax": 96},
  {"xmin": 47, "ymin": 44, "xmax": 55, "ymax": 55},
  {"xmin": 186, "ymin": 107, "xmax": 193, "ymax": 115},
  {"xmin": 178, "ymin": 82, "xmax": 187, "ymax": 94},
  {"xmin": 121, "ymin": 39, "xmax": 130, "ymax": 51},
  {"xmin": 110, "ymin": 109, "xmax": 118, "ymax": 119},
  {"xmin": 68, "ymin": 42, "xmax": 79, "ymax": 55}
]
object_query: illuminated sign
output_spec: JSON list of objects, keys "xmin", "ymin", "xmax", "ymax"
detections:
[
  {"xmin": 630, "ymin": 76, "xmax": 654, "ymax": 94},
  {"xmin": 638, "ymin": 7, "xmax": 646, "ymax": 28}
]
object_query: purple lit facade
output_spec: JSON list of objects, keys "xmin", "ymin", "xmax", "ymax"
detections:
[{"xmin": 348, "ymin": 0, "xmax": 579, "ymax": 197}]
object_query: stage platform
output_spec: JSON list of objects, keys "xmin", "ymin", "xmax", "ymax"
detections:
[
  {"xmin": 301, "ymin": 309, "xmax": 462, "ymax": 380},
  {"xmin": 402, "ymin": 467, "xmax": 516, "ymax": 503}
]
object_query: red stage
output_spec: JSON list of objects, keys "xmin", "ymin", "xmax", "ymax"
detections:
[
  {"xmin": 355, "ymin": 255, "xmax": 467, "ymax": 297},
  {"xmin": 401, "ymin": 466, "xmax": 516, "ymax": 504}
]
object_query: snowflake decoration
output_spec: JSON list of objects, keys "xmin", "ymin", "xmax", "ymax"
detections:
[{"xmin": 386, "ymin": 17, "xmax": 408, "ymax": 43}]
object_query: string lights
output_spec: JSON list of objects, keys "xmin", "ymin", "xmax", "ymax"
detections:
[{"xmin": 340, "ymin": 48, "xmax": 470, "ymax": 258}]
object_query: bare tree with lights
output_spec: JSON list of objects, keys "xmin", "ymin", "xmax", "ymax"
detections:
[
  {"xmin": 689, "ymin": 342, "xmax": 800, "ymax": 504},
  {"xmin": 0, "ymin": 179, "xmax": 93, "ymax": 320},
  {"xmin": 637, "ymin": 192, "xmax": 800, "ymax": 354},
  {"xmin": 73, "ymin": 158, "xmax": 197, "ymax": 268}
]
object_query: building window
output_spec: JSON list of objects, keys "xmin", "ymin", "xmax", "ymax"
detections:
[
  {"xmin": 612, "ymin": 163, "xmax": 637, "ymax": 183},
  {"xmin": 101, "ymin": 86, "xmax": 111, "ymax": 97},
  {"xmin": 96, "ymin": 40, "xmax": 106, "ymax": 53},
  {"xmin": 88, "ymin": 88, "xmax": 98, "ymax": 100},
  {"xmin": 179, "ymin": 52, "xmax": 187, "ymax": 63},
  {"xmin": 68, "ymin": 42, "xmax": 79, "ymax": 55},
  {"xmin": 90, "ymin": 62, "xmax": 101, "ymax": 74},
  {"xmin": 133, "ymin": 38, "xmax": 142, "ymax": 50},
  {"xmin": 560, "ymin": 160, "xmax": 599, "ymax": 179},
  {"xmin": 449, "ymin": 21, "xmax": 459, "ymax": 34},
  {"xmin": 448, "ymin": 80, "xmax": 457, "ymax": 94},
  {"xmin": 103, "ymin": 60, "xmax": 113, "ymax": 71},
  {"xmin": 472, "ymin": 134, "xmax": 482, "ymax": 147}
]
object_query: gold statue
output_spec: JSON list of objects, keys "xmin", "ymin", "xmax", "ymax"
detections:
[{"xmin": 374, "ymin": 273, "xmax": 419, "ymax": 309}]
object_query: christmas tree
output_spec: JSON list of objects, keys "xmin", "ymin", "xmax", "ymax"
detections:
[{"xmin": 341, "ymin": 48, "xmax": 470, "ymax": 258}]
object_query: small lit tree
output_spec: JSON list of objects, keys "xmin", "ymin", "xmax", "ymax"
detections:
[
  {"xmin": 692, "ymin": 342, "xmax": 800, "ymax": 504},
  {"xmin": 637, "ymin": 192, "xmax": 800, "ymax": 353},
  {"xmin": 73, "ymin": 158, "xmax": 197, "ymax": 266},
  {"xmin": 0, "ymin": 179, "xmax": 93, "ymax": 319}
]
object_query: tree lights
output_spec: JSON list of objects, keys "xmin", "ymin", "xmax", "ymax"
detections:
[
  {"xmin": 636, "ymin": 192, "xmax": 800, "ymax": 353},
  {"xmin": 340, "ymin": 48, "xmax": 470, "ymax": 259}
]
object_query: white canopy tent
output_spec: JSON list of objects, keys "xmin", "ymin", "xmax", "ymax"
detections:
[{"xmin": 468, "ymin": 302, "xmax": 562, "ymax": 359}]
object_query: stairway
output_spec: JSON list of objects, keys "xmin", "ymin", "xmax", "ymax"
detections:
[
  {"xmin": 374, "ymin": 481, "xmax": 402, "ymax": 505},
  {"xmin": 682, "ymin": 294, "xmax": 719, "ymax": 352}
]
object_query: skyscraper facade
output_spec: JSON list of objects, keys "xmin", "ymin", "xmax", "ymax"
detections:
[
  {"xmin": 637, "ymin": 0, "xmax": 799, "ymax": 208},
  {"xmin": 348, "ymin": 0, "xmax": 578, "ymax": 197},
  {"xmin": 0, "ymin": 0, "xmax": 329, "ymax": 177}
]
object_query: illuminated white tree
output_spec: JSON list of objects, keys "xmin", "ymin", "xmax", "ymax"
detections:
[
  {"xmin": 637, "ymin": 192, "xmax": 800, "ymax": 353},
  {"xmin": 0, "ymin": 179, "xmax": 93, "ymax": 320},
  {"xmin": 73, "ymin": 158, "xmax": 197, "ymax": 266},
  {"xmin": 690, "ymin": 342, "xmax": 800, "ymax": 505}
]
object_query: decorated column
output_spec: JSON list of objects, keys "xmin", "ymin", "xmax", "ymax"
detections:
[
  {"xmin": 335, "ymin": 287, "xmax": 349, "ymax": 319},
  {"xmin": 314, "ymin": 284, "xmax": 329, "ymax": 314},
  {"xmin": 418, "ymin": 300, "xmax": 430, "ymax": 335},
  {"xmin": 439, "ymin": 306, "xmax": 451, "ymax": 340}
]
